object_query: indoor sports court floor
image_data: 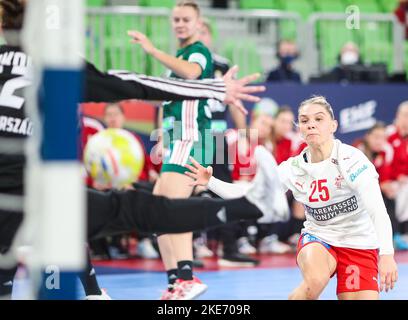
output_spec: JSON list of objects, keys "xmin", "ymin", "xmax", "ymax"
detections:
[
  {"xmin": 15, "ymin": 251, "xmax": 407, "ymax": 300},
  {"xmin": 12, "ymin": 252, "xmax": 408, "ymax": 299}
]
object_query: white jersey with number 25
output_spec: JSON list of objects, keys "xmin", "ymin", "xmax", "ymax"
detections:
[{"xmin": 278, "ymin": 139, "xmax": 391, "ymax": 252}]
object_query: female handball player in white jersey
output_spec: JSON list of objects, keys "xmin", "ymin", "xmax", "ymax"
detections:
[{"xmin": 186, "ymin": 95, "xmax": 398, "ymax": 300}]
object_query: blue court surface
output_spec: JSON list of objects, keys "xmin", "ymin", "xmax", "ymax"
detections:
[
  {"xmin": 12, "ymin": 253, "xmax": 408, "ymax": 300},
  {"xmin": 90, "ymin": 265, "xmax": 408, "ymax": 300}
]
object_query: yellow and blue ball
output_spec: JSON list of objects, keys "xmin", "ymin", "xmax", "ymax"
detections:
[{"xmin": 84, "ymin": 128, "xmax": 145, "ymax": 188}]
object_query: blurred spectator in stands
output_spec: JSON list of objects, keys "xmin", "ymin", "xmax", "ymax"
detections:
[
  {"xmin": 354, "ymin": 121, "xmax": 408, "ymax": 250},
  {"xmin": 387, "ymin": 101, "xmax": 408, "ymax": 247},
  {"xmin": 266, "ymin": 40, "xmax": 301, "ymax": 83},
  {"xmin": 230, "ymin": 103, "xmax": 292, "ymax": 254},
  {"xmin": 328, "ymin": 42, "xmax": 364, "ymax": 82},
  {"xmin": 230, "ymin": 102, "xmax": 276, "ymax": 183},
  {"xmin": 354, "ymin": 122, "xmax": 394, "ymax": 196},
  {"xmin": 388, "ymin": 101, "xmax": 408, "ymax": 187},
  {"xmin": 270, "ymin": 106, "xmax": 301, "ymax": 164},
  {"xmin": 394, "ymin": 0, "xmax": 408, "ymax": 40},
  {"xmin": 311, "ymin": 41, "xmax": 391, "ymax": 83},
  {"xmin": 339, "ymin": 42, "xmax": 362, "ymax": 66},
  {"xmin": 268, "ymin": 107, "xmax": 305, "ymax": 251}
]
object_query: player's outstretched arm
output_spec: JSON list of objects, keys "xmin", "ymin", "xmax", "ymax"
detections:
[
  {"xmin": 128, "ymin": 30, "xmax": 202, "ymax": 80},
  {"xmin": 185, "ymin": 157, "xmax": 248, "ymax": 199},
  {"xmin": 83, "ymin": 61, "xmax": 264, "ymax": 108}
]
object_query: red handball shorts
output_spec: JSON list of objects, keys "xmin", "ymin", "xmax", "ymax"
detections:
[{"xmin": 297, "ymin": 233, "xmax": 379, "ymax": 294}]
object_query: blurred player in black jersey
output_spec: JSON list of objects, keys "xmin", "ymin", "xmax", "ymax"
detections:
[
  {"xmin": 0, "ymin": 0, "xmax": 266, "ymax": 299},
  {"xmin": 0, "ymin": 0, "xmax": 109, "ymax": 300}
]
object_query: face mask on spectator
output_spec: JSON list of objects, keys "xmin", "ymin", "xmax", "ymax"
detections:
[
  {"xmin": 341, "ymin": 51, "xmax": 359, "ymax": 65},
  {"xmin": 280, "ymin": 54, "xmax": 297, "ymax": 66}
]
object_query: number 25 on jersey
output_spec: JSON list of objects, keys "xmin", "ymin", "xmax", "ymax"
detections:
[{"xmin": 309, "ymin": 179, "xmax": 330, "ymax": 202}]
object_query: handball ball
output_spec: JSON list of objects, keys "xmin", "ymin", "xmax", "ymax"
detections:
[{"xmin": 84, "ymin": 128, "xmax": 145, "ymax": 188}]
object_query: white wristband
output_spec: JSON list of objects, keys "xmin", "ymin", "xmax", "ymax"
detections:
[{"xmin": 207, "ymin": 176, "xmax": 248, "ymax": 199}]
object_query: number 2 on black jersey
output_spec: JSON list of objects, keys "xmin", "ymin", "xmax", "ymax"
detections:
[{"xmin": 0, "ymin": 67, "xmax": 30, "ymax": 110}]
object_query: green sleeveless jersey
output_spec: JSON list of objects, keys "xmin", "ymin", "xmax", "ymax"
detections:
[{"xmin": 162, "ymin": 41, "xmax": 213, "ymax": 142}]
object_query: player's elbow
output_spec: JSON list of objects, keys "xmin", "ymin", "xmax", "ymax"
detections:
[
  {"xmin": 183, "ymin": 71, "xmax": 201, "ymax": 80},
  {"xmin": 183, "ymin": 64, "xmax": 203, "ymax": 80}
]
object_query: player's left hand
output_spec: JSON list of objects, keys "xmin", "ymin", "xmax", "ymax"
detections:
[
  {"xmin": 222, "ymin": 65, "xmax": 265, "ymax": 112},
  {"xmin": 379, "ymin": 254, "xmax": 398, "ymax": 292}
]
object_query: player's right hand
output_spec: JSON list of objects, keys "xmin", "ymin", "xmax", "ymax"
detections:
[
  {"xmin": 379, "ymin": 254, "xmax": 398, "ymax": 292},
  {"xmin": 127, "ymin": 30, "xmax": 156, "ymax": 55},
  {"xmin": 184, "ymin": 157, "xmax": 213, "ymax": 187}
]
